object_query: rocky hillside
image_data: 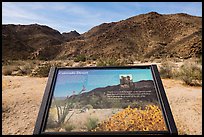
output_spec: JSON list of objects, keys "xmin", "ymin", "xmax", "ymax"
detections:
[
  {"xmin": 2, "ymin": 24, "xmax": 80, "ymax": 61},
  {"xmin": 57, "ymin": 12, "xmax": 202, "ymax": 60},
  {"xmin": 62, "ymin": 30, "xmax": 80, "ymax": 42},
  {"xmin": 2, "ymin": 12, "xmax": 202, "ymax": 61}
]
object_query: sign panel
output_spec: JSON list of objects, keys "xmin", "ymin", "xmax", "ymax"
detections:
[{"xmin": 33, "ymin": 65, "xmax": 178, "ymax": 135}]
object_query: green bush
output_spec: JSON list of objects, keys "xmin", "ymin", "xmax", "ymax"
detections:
[
  {"xmin": 64, "ymin": 123, "xmax": 75, "ymax": 132},
  {"xmin": 179, "ymin": 61, "xmax": 202, "ymax": 86},
  {"xmin": 97, "ymin": 58, "xmax": 125, "ymax": 66},
  {"xmin": 90, "ymin": 54, "xmax": 98, "ymax": 61},
  {"xmin": 74, "ymin": 55, "xmax": 86, "ymax": 62},
  {"xmin": 85, "ymin": 117, "xmax": 99, "ymax": 131}
]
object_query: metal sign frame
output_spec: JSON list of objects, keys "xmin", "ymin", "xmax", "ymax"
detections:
[{"xmin": 33, "ymin": 65, "xmax": 178, "ymax": 135}]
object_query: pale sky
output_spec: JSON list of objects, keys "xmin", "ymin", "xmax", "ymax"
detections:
[{"xmin": 2, "ymin": 2, "xmax": 202, "ymax": 34}]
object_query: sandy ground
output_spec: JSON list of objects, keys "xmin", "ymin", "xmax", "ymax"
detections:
[
  {"xmin": 2, "ymin": 76, "xmax": 47, "ymax": 135},
  {"xmin": 161, "ymin": 79, "xmax": 202, "ymax": 135},
  {"xmin": 2, "ymin": 76, "xmax": 202, "ymax": 135}
]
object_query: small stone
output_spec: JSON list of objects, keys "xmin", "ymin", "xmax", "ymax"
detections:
[
  {"xmin": 15, "ymin": 115, "xmax": 19, "ymax": 118},
  {"xmin": 15, "ymin": 129, "xmax": 20, "ymax": 133},
  {"xmin": 12, "ymin": 123, "xmax": 16, "ymax": 126}
]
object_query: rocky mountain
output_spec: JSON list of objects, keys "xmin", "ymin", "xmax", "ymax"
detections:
[
  {"xmin": 2, "ymin": 24, "xmax": 64, "ymax": 60},
  {"xmin": 62, "ymin": 30, "xmax": 80, "ymax": 42},
  {"xmin": 2, "ymin": 24, "xmax": 80, "ymax": 60},
  {"xmin": 57, "ymin": 12, "xmax": 202, "ymax": 60},
  {"xmin": 2, "ymin": 12, "xmax": 202, "ymax": 61}
]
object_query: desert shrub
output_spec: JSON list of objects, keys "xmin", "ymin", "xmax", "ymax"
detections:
[
  {"xmin": 64, "ymin": 123, "xmax": 75, "ymax": 132},
  {"xmin": 2, "ymin": 67, "xmax": 13, "ymax": 75},
  {"xmin": 31, "ymin": 63, "xmax": 52, "ymax": 77},
  {"xmin": 159, "ymin": 61, "xmax": 175, "ymax": 78},
  {"xmin": 90, "ymin": 54, "xmax": 98, "ymax": 61},
  {"xmin": 85, "ymin": 117, "xmax": 99, "ymax": 131},
  {"xmin": 97, "ymin": 58, "xmax": 125, "ymax": 66},
  {"xmin": 74, "ymin": 54, "xmax": 86, "ymax": 62},
  {"xmin": 19, "ymin": 64, "xmax": 33, "ymax": 75},
  {"xmin": 179, "ymin": 61, "xmax": 202, "ymax": 86},
  {"xmin": 2, "ymin": 66, "xmax": 20, "ymax": 75}
]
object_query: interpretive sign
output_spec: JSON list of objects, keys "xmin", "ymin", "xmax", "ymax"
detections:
[{"xmin": 33, "ymin": 65, "xmax": 178, "ymax": 135}]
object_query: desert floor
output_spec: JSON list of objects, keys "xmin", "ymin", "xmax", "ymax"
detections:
[{"xmin": 2, "ymin": 75, "xmax": 202, "ymax": 135}]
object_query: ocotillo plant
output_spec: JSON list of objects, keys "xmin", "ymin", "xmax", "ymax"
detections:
[{"xmin": 53, "ymin": 85, "xmax": 86, "ymax": 129}]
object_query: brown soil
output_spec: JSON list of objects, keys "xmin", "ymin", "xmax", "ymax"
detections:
[{"xmin": 2, "ymin": 76, "xmax": 202, "ymax": 135}]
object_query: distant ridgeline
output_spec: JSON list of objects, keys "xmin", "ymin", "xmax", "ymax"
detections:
[{"xmin": 2, "ymin": 12, "xmax": 202, "ymax": 61}]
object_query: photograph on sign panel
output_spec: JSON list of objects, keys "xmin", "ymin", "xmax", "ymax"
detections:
[{"xmin": 44, "ymin": 68, "xmax": 167, "ymax": 132}]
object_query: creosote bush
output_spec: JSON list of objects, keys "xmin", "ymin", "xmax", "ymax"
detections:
[
  {"xmin": 159, "ymin": 59, "xmax": 202, "ymax": 86},
  {"xmin": 179, "ymin": 61, "xmax": 202, "ymax": 86},
  {"xmin": 74, "ymin": 54, "xmax": 86, "ymax": 62},
  {"xmin": 97, "ymin": 58, "xmax": 125, "ymax": 66},
  {"xmin": 159, "ymin": 61, "xmax": 175, "ymax": 78}
]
